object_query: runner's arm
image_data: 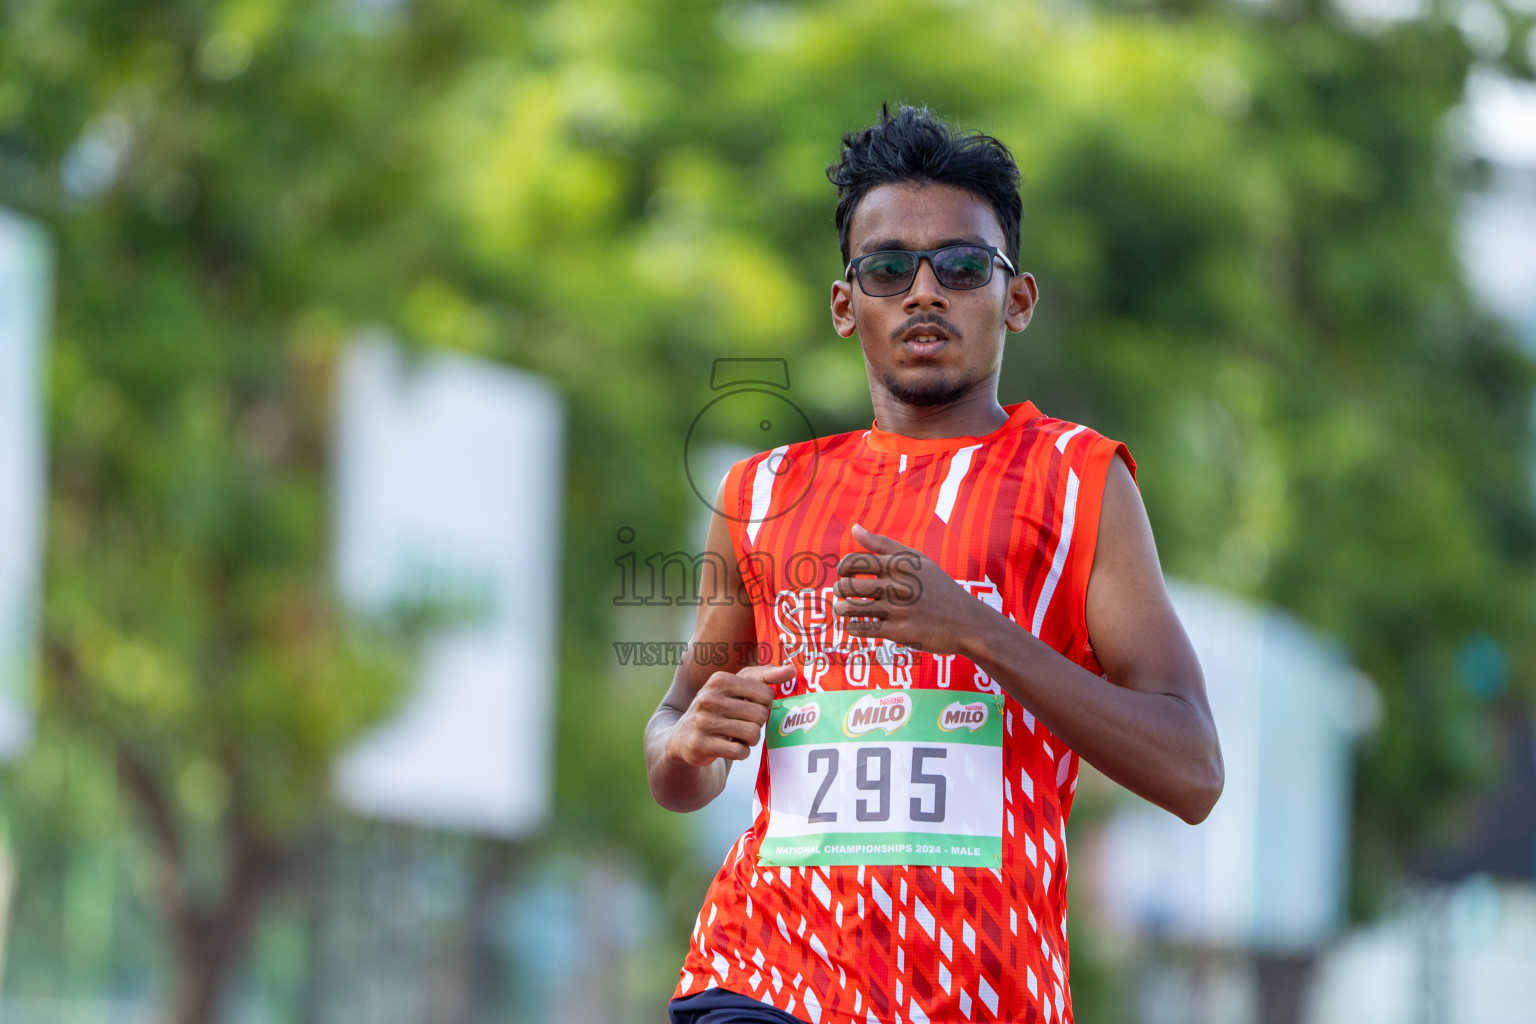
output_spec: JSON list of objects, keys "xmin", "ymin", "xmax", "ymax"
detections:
[
  {"xmin": 644, "ymin": 488, "xmax": 793, "ymax": 813},
  {"xmin": 962, "ymin": 456, "xmax": 1223, "ymax": 823},
  {"xmin": 833, "ymin": 455, "xmax": 1222, "ymax": 823}
]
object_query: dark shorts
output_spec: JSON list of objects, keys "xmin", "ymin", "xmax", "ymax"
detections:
[{"xmin": 669, "ymin": 988, "xmax": 811, "ymax": 1024}]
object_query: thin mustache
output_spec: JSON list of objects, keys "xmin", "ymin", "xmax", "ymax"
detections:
[{"xmin": 891, "ymin": 313, "xmax": 963, "ymax": 344}]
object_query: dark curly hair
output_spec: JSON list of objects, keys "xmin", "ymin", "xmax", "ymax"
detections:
[{"xmin": 827, "ymin": 104, "xmax": 1023, "ymax": 269}]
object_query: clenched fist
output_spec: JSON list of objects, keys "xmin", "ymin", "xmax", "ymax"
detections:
[
  {"xmin": 833, "ymin": 523, "xmax": 997, "ymax": 656},
  {"xmin": 666, "ymin": 663, "xmax": 797, "ymax": 766}
]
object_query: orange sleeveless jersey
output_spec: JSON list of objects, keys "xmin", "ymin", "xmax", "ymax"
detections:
[{"xmin": 674, "ymin": 401, "xmax": 1133, "ymax": 1024}]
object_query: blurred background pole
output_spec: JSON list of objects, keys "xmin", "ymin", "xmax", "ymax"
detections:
[
  {"xmin": 0, "ymin": 207, "xmax": 52, "ymax": 1011},
  {"xmin": 0, "ymin": 208, "xmax": 51, "ymax": 763},
  {"xmin": 0, "ymin": 822, "xmax": 13, "ymax": 1005}
]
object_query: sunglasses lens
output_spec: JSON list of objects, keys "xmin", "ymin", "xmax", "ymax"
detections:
[
  {"xmin": 859, "ymin": 252, "xmax": 917, "ymax": 295},
  {"xmin": 933, "ymin": 246, "xmax": 994, "ymax": 290}
]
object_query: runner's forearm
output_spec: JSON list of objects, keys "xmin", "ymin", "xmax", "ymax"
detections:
[
  {"xmin": 645, "ymin": 708, "xmax": 731, "ymax": 812},
  {"xmin": 959, "ymin": 609, "xmax": 1222, "ymax": 824}
]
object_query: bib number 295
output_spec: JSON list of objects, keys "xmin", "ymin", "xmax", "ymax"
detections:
[
  {"xmin": 806, "ymin": 746, "xmax": 948, "ymax": 824},
  {"xmin": 760, "ymin": 689, "xmax": 1004, "ymax": 868}
]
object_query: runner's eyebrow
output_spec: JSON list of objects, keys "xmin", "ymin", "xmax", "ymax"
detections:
[{"xmin": 857, "ymin": 236, "xmax": 990, "ymax": 254}]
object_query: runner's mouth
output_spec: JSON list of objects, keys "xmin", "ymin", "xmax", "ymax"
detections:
[
  {"xmin": 897, "ymin": 323, "xmax": 955, "ymax": 358},
  {"xmin": 903, "ymin": 335, "xmax": 948, "ymax": 358}
]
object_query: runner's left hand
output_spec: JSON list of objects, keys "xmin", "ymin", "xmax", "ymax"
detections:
[{"xmin": 832, "ymin": 524, "xmax": 993, "ymax": 656}]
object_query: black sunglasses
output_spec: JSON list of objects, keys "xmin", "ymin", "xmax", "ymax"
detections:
[{"xmin": 845, "ymin": 244, "xmax": 1016, "ymax": 297}]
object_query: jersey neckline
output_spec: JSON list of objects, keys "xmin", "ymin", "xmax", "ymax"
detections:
[{"xmin": 862, "ymin": 400, "xmax": 1044, "ymax": 456}]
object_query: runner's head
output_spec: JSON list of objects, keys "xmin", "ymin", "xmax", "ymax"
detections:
[
  {"xmin": 827, "ymin": 104, "xmax": 1022, "ymax": 270},
  {"xmin": 827, "ymin": 106, "xmax": 1037, "ymax": 410}
]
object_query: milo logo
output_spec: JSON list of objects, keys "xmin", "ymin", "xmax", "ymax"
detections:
[
  {"xmin": 844, "ymin": 692, "xmax": 912, "ymax": 737},
  {"xmin": 939, "ymin": 700, "xmax": 989, "ymax": 732},
  {"xmin": 779, "ymin": 701, "xmax": 821, "ymax": 737}
]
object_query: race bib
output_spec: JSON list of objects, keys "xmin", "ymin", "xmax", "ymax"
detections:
[{"xmin": 760, "ymin": 689, "xmax": 1004, "ymax": 869}]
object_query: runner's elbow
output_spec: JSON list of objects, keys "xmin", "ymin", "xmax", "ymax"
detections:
[
  {"xmin": 647, "ymin": 756, "xmax": 724, "ymax": 814},
  {"xmin": 648, "ymin": 773, "xmax": 702, "ymax": 813},
  {"xmin": 1175, "ymin": 744, "xmax": 1224, "ymax": 825}
]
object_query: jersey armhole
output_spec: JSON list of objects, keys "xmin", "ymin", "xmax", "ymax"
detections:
[
  {"xmin": 720, "ymin": 457, "xmax": 752, "ymax": 563},
  {"xmin": 721, "ymin": 457, "xmax": 774, "ymax": 612},
  {"xmin": 1068, "ymin": 438, "xmax": 1136, "ymax": 667}
]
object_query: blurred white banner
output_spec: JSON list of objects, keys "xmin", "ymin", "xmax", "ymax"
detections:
[
  {"xmin": 1094, "ymin": 580, "xmax": 1378, "ymax": 952},
  {"xmin": 331, "ymin": 331, "xmax": 564, "ymax": 837},
  {"xmin": 0, "ymin": 209, "xmax": 52, "ymax": 764}
]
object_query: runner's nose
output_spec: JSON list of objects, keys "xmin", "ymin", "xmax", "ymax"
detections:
[{"xmin": 903, "ymin": 256, "xmax": 948, "ymax": 312}]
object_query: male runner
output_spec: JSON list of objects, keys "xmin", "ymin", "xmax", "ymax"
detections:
[{"xmin": 645, "ymin": 106, "xmax": 1223, "ymax": 1024}]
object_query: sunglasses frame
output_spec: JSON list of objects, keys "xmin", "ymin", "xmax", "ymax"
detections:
[{"xmin": 845, "ymin": 244, "xmax": 1017, "ymax": 298}]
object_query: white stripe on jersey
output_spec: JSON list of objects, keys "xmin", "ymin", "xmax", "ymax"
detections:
[
  {"xmin": 1031, "ymin": 469, "xmax": 1080, "ymax": 637},
  {"xmin": 1054, "ymin": 424, "xmax": 1087, "ymax": 453},
  {"xmin": 747, "ymin": 445, "xmax": 790, "ymax": 543},
  {"xmin": 934, "ymin": 443, "xmax": 982, "ymax": 524}
]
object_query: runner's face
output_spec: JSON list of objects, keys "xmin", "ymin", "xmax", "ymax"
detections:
[{"xmin": 830, "ymin": 183, "xmax": 1037, "ymax": 408}]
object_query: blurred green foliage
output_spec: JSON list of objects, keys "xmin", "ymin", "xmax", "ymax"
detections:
[{"xmin": 2, "ymin": 0, "xmax": 1534, "ymax": 1019}]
